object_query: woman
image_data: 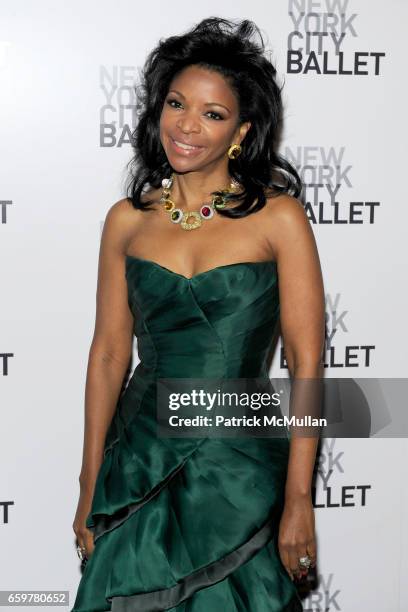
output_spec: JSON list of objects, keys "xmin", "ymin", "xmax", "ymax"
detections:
[{"xmin": 72, "ymin": 16, "xmax": 325, "ymax": 612}]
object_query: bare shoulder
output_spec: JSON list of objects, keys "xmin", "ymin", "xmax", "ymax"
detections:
[
  {"xmin": 101, "ymin": 197, "xmax": 143, "ymax": 254},
  {"xmin": 263, "ymin": 192, "xmax": 309, "ymax": 229},
  {"xmin": 261, "ymin": 192, "xmax": 315, "ymax": 260},
  {"xmin": 263, "ymin": 192, "xmax": 307, "ymax": 225},
  {"xmin": 105, "ymin": 197, "xmax": 137, "ymax": 224}
]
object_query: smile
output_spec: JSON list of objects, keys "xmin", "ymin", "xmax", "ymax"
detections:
[{"xmin": 170, "ymin": 137, "xmax": 205, "ymax": 153}]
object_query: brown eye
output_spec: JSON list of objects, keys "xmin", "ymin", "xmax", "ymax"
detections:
[
  {"xmin": 206, "ymin": 111, "xmax": 223, "ymax": 121},
  {"xmin": 166, "ymin": 98, "xmax": 182, "ymax": 108}
]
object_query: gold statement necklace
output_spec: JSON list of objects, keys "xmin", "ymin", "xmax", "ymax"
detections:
[{"xmin": 160, "ymin": 173, "xmax": 239, "ymax": 230}]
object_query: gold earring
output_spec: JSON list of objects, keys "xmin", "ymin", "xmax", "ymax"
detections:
[{"xmin": 227, "ymin": 144, "xmax": 242, "ymax": 160}]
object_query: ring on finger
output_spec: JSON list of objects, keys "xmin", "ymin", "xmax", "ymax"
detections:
[
  {"xmin": 298, "ymin": 554, "xmax": 312, "ymax": 569},
  {"xmin": 76, "ymin": 545, "xmax": 87, "ymax": 561}
]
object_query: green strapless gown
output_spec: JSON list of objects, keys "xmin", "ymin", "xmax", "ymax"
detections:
[{"xmin": 71, "ymin": 256, "xmax": 303, "ymax": 612}]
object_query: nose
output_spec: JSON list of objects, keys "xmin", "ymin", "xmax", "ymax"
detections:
[{"xmin": 176, "ymin": 110, "xmax": 201, "ymax": 134}]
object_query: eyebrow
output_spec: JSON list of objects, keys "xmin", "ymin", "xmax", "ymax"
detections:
[{"xmin": 167, "ymin": 89, "xmax": 231, "ymax": 113}]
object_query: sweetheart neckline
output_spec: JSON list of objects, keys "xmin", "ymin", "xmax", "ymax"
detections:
[{"xmin": 125, "ymin": 254, "xmax": 277, "ymax": 282}]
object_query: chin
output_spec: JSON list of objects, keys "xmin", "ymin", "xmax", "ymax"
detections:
[{"xmin": 165, "ymin": 154, "xmax": 205, "ymax": 173}]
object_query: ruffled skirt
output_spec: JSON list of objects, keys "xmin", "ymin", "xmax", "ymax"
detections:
[{"xmin": 71, "ymin": 376, "xmax": 303, "ymax": 612}]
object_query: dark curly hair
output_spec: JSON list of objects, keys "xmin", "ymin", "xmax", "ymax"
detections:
[{"xmin": 125, "ymin": 17, "xmax": 302, "ymax": 217}]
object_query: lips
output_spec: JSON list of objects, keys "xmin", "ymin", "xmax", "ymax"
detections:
[
  {"xmin": 171, "ymin": 137, "xmax": 204, "ymax": 150},
  {"xmin": 169, "ymin": 136, "xmax": 205, "ymax": 157}
]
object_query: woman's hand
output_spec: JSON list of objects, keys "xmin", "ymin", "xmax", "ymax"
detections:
[
  {"xmin": 72, "ymin": 484, "xmax": 96, "ymax": 561},
  {"xmin": 278, "ymin": 492, "xmax": 317, "ymax": 581}
]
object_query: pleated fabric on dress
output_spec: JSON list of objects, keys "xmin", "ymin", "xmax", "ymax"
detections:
[{"xmin": 71, "ymin": 256, "xmax": 303, "ymax": 612}]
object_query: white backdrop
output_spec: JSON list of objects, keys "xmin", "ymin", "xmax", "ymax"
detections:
[{"xmin": 1, "ymin": 1, "xmax": 407, "ymax": 610}]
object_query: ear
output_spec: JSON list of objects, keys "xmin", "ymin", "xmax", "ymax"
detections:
[{"xmin": 238, "ymin": 121, "xmax": 251, "ymax": 144}]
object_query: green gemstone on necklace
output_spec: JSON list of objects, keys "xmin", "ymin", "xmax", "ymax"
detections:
[{"xmin": 161, "ymin": 172, "xmax": 235, "ymax": 229}]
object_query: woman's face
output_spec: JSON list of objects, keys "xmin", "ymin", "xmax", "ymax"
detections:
[{"xmin": 159, "ymin": 65, "xmax": 250, "ymax": 173}]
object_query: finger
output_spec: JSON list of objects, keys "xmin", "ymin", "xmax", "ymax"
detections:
[
  {"xmin": 306, "ymin": 540, "xmax": 317, "ymax": 567},
  {"xmin": 75, "ymin": 537, "xmax": 86, "ymax": 551},
  {"xmin": 278, "ymin": 546, "xmax": 295, "ymax": 581},
  {"xmin": 288, "ymin": 549, "xmax": 303, "ymax": 580},
  {"xmin": 75, "ymin": 539, "xmax": 87, "ymax": 563},
  {"xmin": 83, "ymin": 529, "xmax": 95, "ymax": 558},
  {"xmin": 291, "ymin": 566, "xmax": 302, "ymax": 580},
  {"xmin": 297, "ymin": 543, "xmax": 315, "ymax": 575}
]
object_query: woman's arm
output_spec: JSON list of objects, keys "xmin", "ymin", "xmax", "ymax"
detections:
[
  {"xmin": 73, "ymin": 199, "xmax": 134, "ymax": 556},
  {"xmin": 79, "ymin": 201, "xmax": 134, "ymax": 487},
  {"xmin": 274, "ymin": 197, "xmax": 325, "ymax": 496},
  {"xmin": 265, "ymin": 194, "xmax": 325, "ymax": 579}
]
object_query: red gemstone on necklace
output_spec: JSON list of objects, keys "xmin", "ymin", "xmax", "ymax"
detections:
[{"xmin": 201, "ymin": 206, "xmax": 211, "ymax": 217}]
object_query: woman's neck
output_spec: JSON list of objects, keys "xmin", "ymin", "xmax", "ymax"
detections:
[{"xmin": 169, "ymin": 170, "xmax": 232, "ymax": 211}]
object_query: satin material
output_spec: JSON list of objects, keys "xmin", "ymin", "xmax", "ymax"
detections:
[{"xmin": 71, "ymin": 256, "xmax": 303, "ymax": 612}]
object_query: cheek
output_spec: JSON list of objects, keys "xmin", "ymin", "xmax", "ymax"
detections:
[
  {"xmin": 159, "ymin": 110, "xmax": 167, "ymax": 129},
  {"xmin": 159, "ymin": 106, "xmax": 172, "ymax": 130},
  {"xmin": 159, "ymin": 112, "xmax": 171, "ymax": 144},
  {"xmin": 209, "ymin": 123, "xmax": 236, "ymax": 147}
]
